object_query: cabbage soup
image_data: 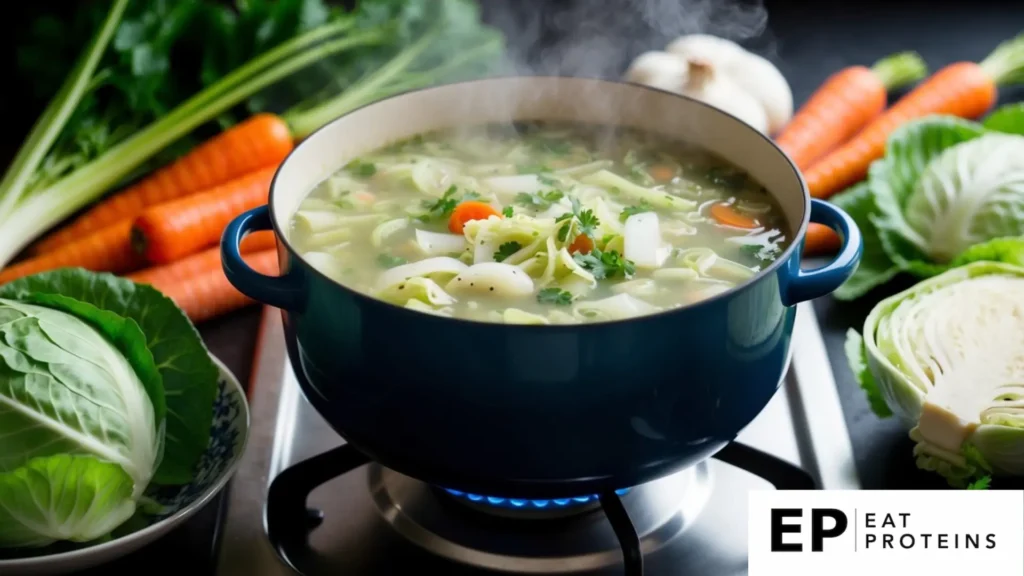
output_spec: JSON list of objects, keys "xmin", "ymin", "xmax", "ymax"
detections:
[{"xmin": 287, "ymin": 123, "xmax": 790, "ymax": 324}]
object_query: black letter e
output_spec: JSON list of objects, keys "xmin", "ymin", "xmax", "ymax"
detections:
[{"xmin": 771, "ymin": 508, "xmax": 803, "ymax": 552}]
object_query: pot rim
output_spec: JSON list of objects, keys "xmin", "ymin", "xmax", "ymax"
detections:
[{"xmin": 268, "ymin": 75, "xmax": 811, "ymax": 329}]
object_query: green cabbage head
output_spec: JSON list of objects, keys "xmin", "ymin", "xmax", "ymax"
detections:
[
  {"xmin": 896, "ymin": 133, "xmax": 1024, "ymax": 263},
  {"xmin": 855, "ymin": 261, "xmax": 1024, "ymax": 486},
  {"xmin": 0, "ymin": 299, "xmax": 163, "ymax": 547}
]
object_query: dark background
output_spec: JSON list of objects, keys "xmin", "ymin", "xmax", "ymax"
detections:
[{"xmin": 3, "ymin": 0, "xmax": 1023, "ymax": 573}]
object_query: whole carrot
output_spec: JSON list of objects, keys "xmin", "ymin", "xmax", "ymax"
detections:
[
  {"xmin": 150, "ymin": 249, "xmax": 279, "ymax": 323},
  {"xmin": 128, "ymin": 231, "xmax": 276, "ymax": 286},
  {"xmin": 0, "ymin": 220, "xmax": 142, "ymax": 284},
  {"xmin": 132, "ymin": 167, "xmax": 277, "ymax": 265},
  {"xmin": 777, "ymin": 52, "xmax": 928, "ymax": 170},
  {"xmin": 32, "ymin": 114, "xmax": 292, "ymax": 255},
  {"xmin": 806, "ymin": 34, "xmax": 1024, "ymax": 199}
]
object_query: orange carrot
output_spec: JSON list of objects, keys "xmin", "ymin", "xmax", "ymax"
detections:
[
  {"xmin": 147, "ymin": 250, "xmax": 279, "ymax": 323},
  {"xmin": 0, "ymin": 221, "xmax": 142, "ymax": 284},
  {"xmin": 448, "ymin": 201, "xmax": 502, "ymax": 233},
  {"xmin": 776, "ymin": 52, "xmax": 927, "ymax": 170},
  {"xmin": 805, "ymin": 35, "xmax": 1024, "ymax": 199},
  {"xmin": 32, "ymin": 114, "xmax": 293, "ymax": 255},
  {"xmin": 710, "ymin": 203, "xmax": 759, "ymax": 229},
  {"xmin": 569, "ymin": 234, "xmax": 594, "ymax": 254},
  {"xmin": 127, "ymin": 231, "xmax": 275, "ymax": 287},
  {"xmin": 802, "ymin": 223, "xmax": 843, "ymax": 257},
  {"xmin": 648, "ymin": 164, "xmax": 676, "ymax": 183},
  {"xmin": 132, "ymin": 167, "xmax": 277, "ymax": 265}
]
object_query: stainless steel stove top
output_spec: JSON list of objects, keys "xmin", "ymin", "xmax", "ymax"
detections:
[{"xmin": 215, "ymin": 303, "xmax": 857, "ymax": 575}]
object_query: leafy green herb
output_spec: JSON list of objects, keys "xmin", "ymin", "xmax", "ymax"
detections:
[
  {"xmin": 493, "ymin": 241, "xmax": 522, "ymax": 262},
  {"xmin": 462, "ymin": 190, "xmax": 481, "ymax": 200},
  {"xmin": 0, "ymin": 0, "xmax": 506, "ymax": 268},
  {"xmin": 573, "ymin": 248, "xmax": 635, "ymax": 280},
  {"xmin": 376, "ymin": 253, "xmax": 407, "ymax": 268},
  {"xmin": 619, "ymin": 201, "xmax": 654, "ymax": 223},
  {"xmin": 0, "ymin": 269, "xmax": 219, "ymax": 485},
  {"xmin": 419, "ymin": 185, "xmax": 461, "ymax": 222},
  {"xmin": 347, "ymin": 159, "xmax": 377, "ymax": 177},
  {"xmin": 537, "ymin": 287, "xmax": 574, "ymax": 306},
  {"xmin": 501, "ymin": 205, "xmax": 514, "ymax": 218},
  {"xmin": 555, "ymin": 196, "xmax": 599, "ymax": 243},
  {"xmin": 966, "ymin": 476, "xmax": 991, "ymax": 490},
  {"xmin": 740, "ymin": 243, "xmax": 781, "ymax": 263},
  {"xmin": 514, "ymin": 189, "xmax": 564, "ymax": 210}
]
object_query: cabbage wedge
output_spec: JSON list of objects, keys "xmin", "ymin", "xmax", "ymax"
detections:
[{"xmin": 853, "ymin": 261, "xmax": 1024, "ymax": 486}]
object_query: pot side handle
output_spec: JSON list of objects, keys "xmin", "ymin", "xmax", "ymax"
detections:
[
  {"xmin": 781, "ymin": 199, "xmax": 863, "ymax": 306},
  {"xmin": 222, "ymin": 205, "xmax": 303, "ymax": 311}
]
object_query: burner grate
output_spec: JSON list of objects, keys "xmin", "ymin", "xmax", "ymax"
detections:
[{"xmin": 265, "ymin": 440, "xmax": 815, "ymax": 576}]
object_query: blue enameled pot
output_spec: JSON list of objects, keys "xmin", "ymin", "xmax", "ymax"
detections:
[{"xmin": 222, "ymin": 77, "xmax": 862, "ymax": 499}]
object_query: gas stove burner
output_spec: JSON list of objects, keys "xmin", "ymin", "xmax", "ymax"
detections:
[
  {"xmin": 266, "ymin": 442, "xmax": 816, "ymax": 576},
  {"xmin": 440, "ymin": 487, "xmax": 632, "ymax": 519}
]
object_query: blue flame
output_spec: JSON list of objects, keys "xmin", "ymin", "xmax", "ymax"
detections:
[{"xmin": 443, "ymin": 488, "xmax": 631, "ymax": 509}]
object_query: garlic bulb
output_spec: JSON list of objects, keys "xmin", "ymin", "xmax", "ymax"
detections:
[
  {"xmin": 679, "ymin": 59, "xmax": 768, "ymax": 133},
  {"xmin": 626, "ymin": 34, "xmax": 793, "ymax": 134},
  {"xmin": 624, "ymin": 51, "xmax": 689, "ymax": 92}
]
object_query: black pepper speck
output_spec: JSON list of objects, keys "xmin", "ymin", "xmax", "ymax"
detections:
[{"xmin": 489, "ymin": 287, "xmax": 494, "ymax": 291}]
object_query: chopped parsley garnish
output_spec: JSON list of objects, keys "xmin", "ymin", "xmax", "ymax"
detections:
[
  {"xmin": 501, "ymin": 205, "xmax": 514, "ymax": 218},
  {"xmin": 514, "ymin": 189, "xmax": 564, "ymax": 210},
  {"xmin": 493, "ymin": 241, "xmax": 522, "ymax": 262},
  {"xmin": 740, "ymin": 243, "xmax": 781, "ymax": 263},
  {"xmin": 376, "ymin": 253, "xmax": 407, "ymax": 268},
  {"xmin": 462, "ymin": 190, "xmax": 481, "ymax": 200},
  {"xmin": 419, "ymin": 186, "xmax": 461, "ymax": 222},
  {"xmin": 556, "ymin": 196, "xmax": 600, "ymax": 241},
  {"xmin": 619, "ymin": 201, "xmax": 654, "ymax": 223},
  {"xmin": 347, "ymin": 159, "xmax": 377, "ymax": 177},
  {"xmin": 537, "ymin": 287, "xmax": 574, "ymax": 306},
  {"xmin": 573, "ymin": 248, "xmax": 635, "ymax": 280}
]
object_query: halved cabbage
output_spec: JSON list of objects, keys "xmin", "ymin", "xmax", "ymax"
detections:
[{"xmin": 854, "ymin": 261, "xmax": 1024, "ymax": 486}]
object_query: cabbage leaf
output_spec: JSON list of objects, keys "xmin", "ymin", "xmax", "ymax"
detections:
[
  {"xmin": 0, "ymin": 269, "xmax": 217, "ymax": 486},
  {"xmin": 0, "ymin": 455, "xmax": 136, "ymax": 548},
  {"xmin": 831, "ymin": 108, "xmax": 1024, "ymax": 298}
]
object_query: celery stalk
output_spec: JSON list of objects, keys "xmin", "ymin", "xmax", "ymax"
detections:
[
  {"xmin": 0, "ymin": 0, "xmax": 128, "ymax": 220},
  {"xmin": 0, "ymin": 21, "xmax": 385, "ymax": 267}
]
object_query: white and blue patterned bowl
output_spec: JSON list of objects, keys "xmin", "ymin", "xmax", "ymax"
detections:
[{"xmin": 0, "ymin": 355, "xmax": 250, "ymax": 576}]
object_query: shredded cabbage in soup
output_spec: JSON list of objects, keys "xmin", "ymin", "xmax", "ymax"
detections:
[{"xmin": 288, "ymin": 123, "xmax": 790, "ymax": 324}]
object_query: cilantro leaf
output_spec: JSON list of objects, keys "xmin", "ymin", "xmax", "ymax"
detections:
[
  {"xmin": 501, "ymin": 205, "xmax": 514, "ymax": 218},
  {"xmin": 741, "ymin": 243, "xmax": 782, "ymax": 263},
  {"xmin": 537, "ymin": 287, "xmax": 574, "ymax": 306},
  {"xmin": 573, "ymin": 248, "xmax": 635, "ymax": 280},
  {"xmin": 576, "ymin": 208, "xmax": 599, "ymax": 238},
  {"xmin": 419, "ymin": 185, "xmax": 461, "ymax": 222},
  {"xmin": 347, "ymin": 159, "xmax": 377, "ymax": 177},
  {"xmin": 493, "ymin": 241, "xmax": 522, "ymax": 262},
  {"xmin": 376, "ymin": 253, "xmax": 407, "ymax": 268},
  {"xmin": 619, "ymin": 201, "xmax": 654, "ymax": 223}
]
